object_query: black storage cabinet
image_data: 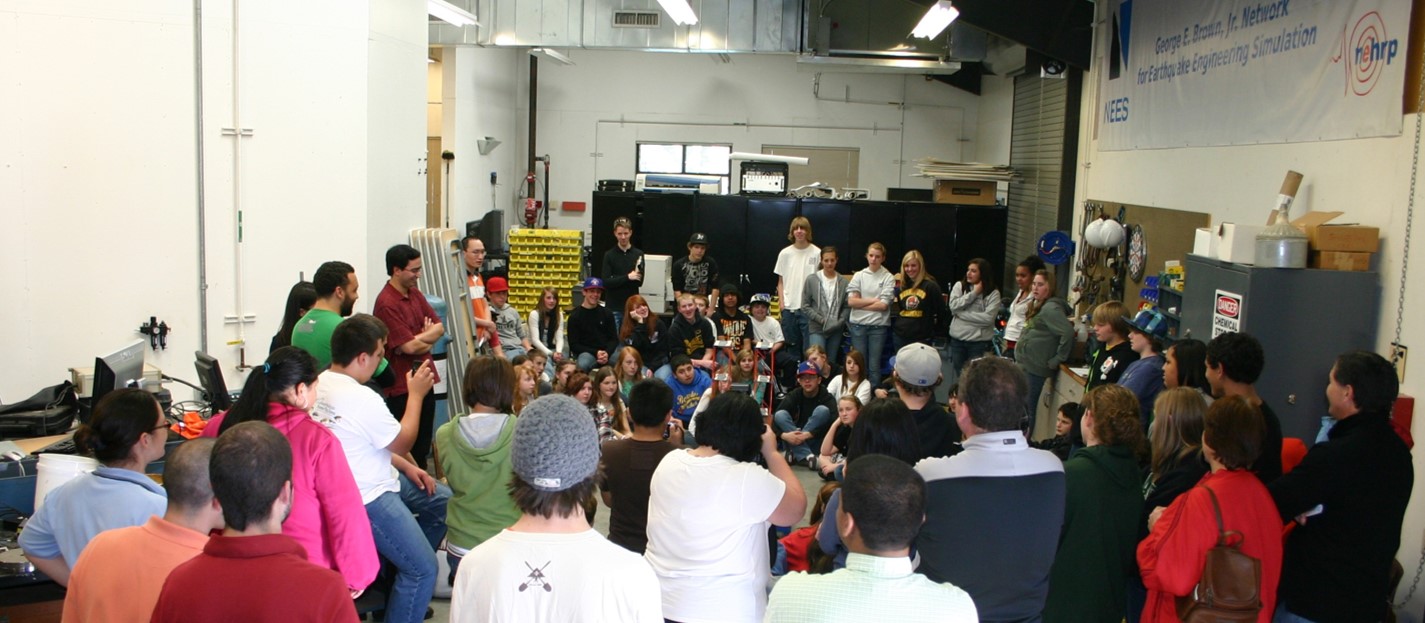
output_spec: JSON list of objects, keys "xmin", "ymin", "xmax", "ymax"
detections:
[{"xmin": 591, "ymin": 192, "xmax": 1007, "ymax": 301}]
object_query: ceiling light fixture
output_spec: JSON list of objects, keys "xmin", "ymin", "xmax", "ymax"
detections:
[
  {"xmin": 531, "ymin": 48, "xmax": 575, "ymax": 66},
  {"xmin": 909, "ymin": 0, "xmax": 958, "ymax": 39},
  {"xmin": 655, "ymin": 0, "xmax": 698, "ymax": 26},
  {"xmin": 428, "ymin": 0, "xmax": 479, "ymax": 27}
]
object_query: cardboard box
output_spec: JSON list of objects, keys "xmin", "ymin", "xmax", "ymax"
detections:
[
  {"xmin": 1291, "ymin": 211, "xmax": 1380, "ymax": 253},
  {"xmin": 1192, "ymin": 227, "xmax": 1216, "ymax": 258},
  {"xmin": 1310, "ymin": 251, "xmax": 1372, "ymax": 271},
  {"xmin": 933, "ymin": 179, "xmax": 997, "ymax": 205},
  {"xmin": 1214, "ymin": 223, "xmax": 1266, "ymax": 264}
]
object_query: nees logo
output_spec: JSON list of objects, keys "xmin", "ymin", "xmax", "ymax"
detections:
[{"xmin": 1335, "ymin": 11, "xmax": 1400, "ymax": 96}]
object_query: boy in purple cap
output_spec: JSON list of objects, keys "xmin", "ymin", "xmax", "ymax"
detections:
[
  {"xmin": 773, "ymin": 361, "xmax": 837, "ymax": 468},
  {"xmin": 568, "ymin": 277, "xmax": 619, "ymax": 371}
]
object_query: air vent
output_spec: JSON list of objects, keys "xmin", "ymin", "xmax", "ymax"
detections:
[{"xmin": 613, "ymin": 10, "xmax": 660, "ymax": 28}]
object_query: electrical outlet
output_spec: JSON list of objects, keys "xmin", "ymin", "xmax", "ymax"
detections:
[{"xmin": 1391, "ymin": 342, "xmax": 1408, "ymax": 383}]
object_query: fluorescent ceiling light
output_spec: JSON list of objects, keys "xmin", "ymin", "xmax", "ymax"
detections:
[
  {"xmin": 910, "ymin": 0, "xmax": 958, "ymax": 39},
  {"xmin": 428, "ymin": 0, "xmax": 479, "ymax": 27},
  {"xmin": 655, "ymin": 0, "xmax": 698, "ymax": 26},
  {"xmin": 531, "ymin": 48, "xmax": 575, "ymax": 66}
]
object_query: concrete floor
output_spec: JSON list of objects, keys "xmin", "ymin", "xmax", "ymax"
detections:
[{"xmin": 420, "ymin": 460, "xmax": 830, "ymax": 622}]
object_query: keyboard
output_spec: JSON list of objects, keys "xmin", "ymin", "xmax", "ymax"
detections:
[{"xmin": 35, "ymin": 437, "xmax": 77, "ymax": 455}]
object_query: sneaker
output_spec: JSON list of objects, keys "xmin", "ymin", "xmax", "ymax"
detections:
[{"xmin": 805, "ymin": 455, "xmax": 819, "ymax": 471}]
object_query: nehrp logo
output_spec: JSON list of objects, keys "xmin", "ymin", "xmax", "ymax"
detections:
[{"xmin": 1335, "ymin": 11, "xmax": 1399, "ymax": 96}]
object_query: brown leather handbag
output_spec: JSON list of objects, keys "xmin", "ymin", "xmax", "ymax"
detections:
[{"xmin": 1176, "ymin": 486, "xmax": 1263, "ymax": 622}]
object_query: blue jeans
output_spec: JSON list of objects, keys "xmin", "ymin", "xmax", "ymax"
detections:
[
  {"xmin": 808, "ymin": 329, "xmax": 844, "ymax": 364},
  {"xmin": 653, "ymin": 364, "xmax": 673, "ymax": 383},
  {"xmin": 948, "ymin": 338, "xmax": 992, "ymax": 385},
  {"xmin": 848, "ymin": 323, "xmax": 889, "ymax": 387},
  {"xmin": 773, "ymin": 406, "xmax": 832, "ymax": 461},
  {"xmin": 366, "ymin": 474, "xmax": 452, "ymax": 623},
  {"xmin": 576, "ymin": 351, "xmax": 599, "ymax": 372},
  {"xmin": 780, "ymin": 309, "xmax": 810, "ymax": 358},
  {"xmin": 1024, "ymin": 372, "xmax": 1048, "ymax": 439}
]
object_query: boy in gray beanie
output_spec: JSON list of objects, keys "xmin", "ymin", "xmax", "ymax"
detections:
[{"xmin": 449, "ymin": 394, "xmax": 663, "ymax": 622}]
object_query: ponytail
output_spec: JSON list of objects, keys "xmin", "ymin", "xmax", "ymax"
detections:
[
  {"xmin": 220, "ymin": 347, "xmax": 320, "ymax": 434},
  {"xmin": 75, "ymin": 388, "xmax": 161, "ymax": 465}
]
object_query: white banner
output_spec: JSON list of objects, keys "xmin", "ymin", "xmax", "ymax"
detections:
[{"xmin": 1098, "ymin": 0, "xmax": 1409, "ymax": 150}]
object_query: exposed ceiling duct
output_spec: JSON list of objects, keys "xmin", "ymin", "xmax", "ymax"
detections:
[{"xmin": 908, "ymin": 0, "xmax": 1093, "ymax": 69}]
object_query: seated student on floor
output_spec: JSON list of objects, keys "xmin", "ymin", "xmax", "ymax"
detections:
[
  {"xmin": 774, "ymin": 362, "xmax": 838, "ymax": 470},
  {"xmin": 748, "ymin": 293, "xmax": 798, "ymax": 388},
  {"xmin": 664, "ymin": 355, "xmax": 711, "ymax": 444}
]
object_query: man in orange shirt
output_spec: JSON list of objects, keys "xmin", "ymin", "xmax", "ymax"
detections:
[
  {"xmin": 62, "ymin": 438, "xmax": 225, "ymax": 622},
  {"xmin": 462, "ymin": 235, "xmax": 501, "ymax": 355}
]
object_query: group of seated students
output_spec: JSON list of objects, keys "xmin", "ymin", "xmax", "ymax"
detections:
[{"xmin": 26, "ymin": 220, "xmax": 1413, "ymax": 622}]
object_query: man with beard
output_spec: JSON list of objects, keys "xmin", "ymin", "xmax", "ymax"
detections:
[{"xmin": 293, "ymin": 261, "xmax": 388, "ymax": 379}]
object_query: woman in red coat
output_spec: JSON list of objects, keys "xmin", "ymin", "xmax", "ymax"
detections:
[{"xmin": 1137, "ymin": 395, "xmax": 1283, "ymax": 623}]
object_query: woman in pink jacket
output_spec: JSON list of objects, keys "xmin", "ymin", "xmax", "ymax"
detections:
[{"xmin": 203, "ymin": 346, "xmax": 378, "ymax": 593}]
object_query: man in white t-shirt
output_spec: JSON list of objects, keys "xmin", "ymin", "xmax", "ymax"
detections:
[
  {"xmin": 450, "ymin": 394, "xmax": 663, "ymax": 622},
  {"xmin": 773, "ymin": 216, "xmax": 821, "ymax": 359},
  {"xmin": 645, "ymin": 392, "xmax": 807, "ymax": 623},
  {"xmin": 314, "ymin": 313, "xmax": 452, "ymax": 623}
]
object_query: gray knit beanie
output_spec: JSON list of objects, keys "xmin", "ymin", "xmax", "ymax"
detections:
[{"xmin": 511, "ymin": 394, "xmax": 600, "ymax": 492}]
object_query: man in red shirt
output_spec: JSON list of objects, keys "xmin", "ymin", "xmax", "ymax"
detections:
[
  {"xmin": 151, "ymin": 421, "xmax": 359, "ymax": 622},
  {"xmin": 374, "ymin": 243, "xmax": 445, "ymax": 469}
]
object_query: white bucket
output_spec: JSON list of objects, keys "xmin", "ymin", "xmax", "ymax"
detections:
[{"xmin": 34, "ymin": 453, "xmax": 100, "ymax": 511}]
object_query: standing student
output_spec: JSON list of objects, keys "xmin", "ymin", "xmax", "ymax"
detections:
[
  {"xmin": 1084, "ymin": 300, "xmax": 1137, "ymax": 390},
  {"xmin": 1003, "ymin": 256, "xmax": 1047, "ymax": 359},
  {"xmin": 461, "ymin": 235, "xmax": 501, "ymax": 352},
  {"xmin": 602, "ymin": 216, "xmax": 644, "ymax": 326},
  {"xmin": 599, "ymin": 380, "xmax": 683, "ymax": 554},
  {"xmin": 372, "ymin": 243, "xmax": 446, "ymax": 469},
  {"xmin": 892, "ymin": 250, "xmax": 947, "ymax": 351},
  {"xmin": 673, "ymin": 232, "xmax": 720, "ymax": 302},
  {"xmin": 846, "ymin": 243, "xmax": 896, "ymax": 387},
  {"xmin": 803, "ymin": 246, "xmax": 849, "ymax": 360},
  {"xmin": 947, "ymin": 258, "xmax": 1002, "ymax": 381},
  {"xmin": 1204, "ymin": 332, "xmax": 1282, "ymax": 484},
  {"xmin": 645, "ymin": 392, "xmax": 807, "ymax": 623},
  {"xmin": 1118, "ymin": 309, "xmax": 1169, "ymax": 429},
  {"xmin": 774, "ymin": 216, "xmax": 821, "ymax": 357},
  {"xmin": 1015, "ymin": 269, "xmax": 1075, "ymax": 434}
]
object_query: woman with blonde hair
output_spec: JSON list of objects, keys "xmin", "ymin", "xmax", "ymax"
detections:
[
  {"xmin": 512, "ymin": 364, "xmax": 538, "ymax": 416},
  {"xmin": 1044, "ymin": 385, "xmax": 1145, "ymax": 623},
  {"xmin": 729, "ymin": 348, "xmax": 768, "ymax": 405},
  {"xmin": 892, "ymin": 249, "xmax": 946, "ymax": 351}
]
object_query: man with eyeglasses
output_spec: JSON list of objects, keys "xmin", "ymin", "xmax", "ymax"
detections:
[
  {"xmin": 374, "ymin": 244, "xmax": 445, "ymax": 469},
  {"xmin": 461, "ymin": 236, "xmax": 501, "ymax": 355}
]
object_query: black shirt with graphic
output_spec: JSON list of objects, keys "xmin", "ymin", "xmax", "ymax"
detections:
[{"xmin": 671, "ymin": 256, "xmax": 720, "ymax": 296}]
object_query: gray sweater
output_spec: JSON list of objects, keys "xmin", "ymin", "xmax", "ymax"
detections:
[
  {"xmin": 1014, "ymin": 297, "xmax": 1075, "ymax": 378},
  {"xmin": 802, "ymin": 271, "xmax": 850, "ymax": 336}
]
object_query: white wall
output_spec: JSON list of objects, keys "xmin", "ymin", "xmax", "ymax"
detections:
[
  {"xmin": 442, "ymin": 46, "xmax": 521, "ymax": 233},
  {"xmin": 455, "ymin": 50, "xmax": 982, "ymax": 235},
  {"xmin": 1074, "ymin": 4, "xmax": 1425, "ymax": 619},
  {"xmin": 0, "ymin": 0, "xmax": 426, "ymax": 400}
]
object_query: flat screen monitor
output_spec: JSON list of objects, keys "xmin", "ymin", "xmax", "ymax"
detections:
[
  {"xmin": 193, "ymin": 351, "xmax": 233, "ymax": 412},
  {"xmin": 92, "ymin": 340, "xmax": 146, "ymax": 406}
]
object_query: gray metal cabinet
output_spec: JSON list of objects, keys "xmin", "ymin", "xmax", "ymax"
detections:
[{"xmin": 1180, "ymin": 255, "xmax": 1380, "ymax": 445}]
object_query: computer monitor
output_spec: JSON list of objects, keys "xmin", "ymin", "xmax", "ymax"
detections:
[
  {"xmin": 194, "ymin": 351, "xmax": 233, "ymax": 412},
  {"xmin": 91, "ymin": 340, "xmax": 146, "ymax": 407}
]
